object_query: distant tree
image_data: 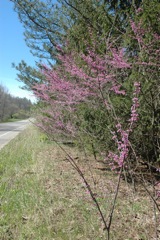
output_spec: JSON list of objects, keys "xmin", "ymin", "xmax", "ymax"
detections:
[
  {"xmin": 0, "ymin": 83, "xmax": 32, "ymax": 121},
  {"xmin": 0, "ymin": 84, "xmax": 9, "ymax": 121}
]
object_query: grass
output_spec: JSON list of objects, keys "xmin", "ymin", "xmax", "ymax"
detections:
[
  {"xmin": 0, "ymin": 127, "xmax": 159, "ymax": 240},
  {"xmin": 0, "ymin": 118, "xmax": 26, "ymax": 123}
]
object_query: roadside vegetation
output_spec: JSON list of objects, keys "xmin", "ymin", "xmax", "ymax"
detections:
[
  {"xmin": 5, "ymin": 0, "xmax": 160, "ymax": 239},
  {"xmin": 0, "ymin": 83, "xmax": 32, "ymax": 123},
  {"xmin": 0, "ymin": 127, "xmax": 159, "ymax": 240}
]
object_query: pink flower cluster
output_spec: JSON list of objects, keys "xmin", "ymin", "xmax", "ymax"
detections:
[
  {"xmin": 109, "ymin": 48, "xmax": 131, "ymax": 69},
  {"xmin": 107, "ymin": 82, "xmax": 141, "ymax": 169},
  {"xmin": 108, "ymin": 124, "xmax": 129, "ymax": 169},
  {"xmin": 129, "ymin": 82, "xmax": 140, "ymax": 125},
  {"xmin": 33, "ymin": 27, "xmax": 145, "ymax": 164},
  {"xmin": 130, "ymin": 20, "xmax": 145, "ymax": 44}
]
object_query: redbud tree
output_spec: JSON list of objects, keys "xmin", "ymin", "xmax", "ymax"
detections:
[
  {"xmin": 32, "ymin": 4, "xmax": 160, "ymax": 176},
  {"xmin": 32, "ymin": 9, "xmax": 160, "ymax": 239}
]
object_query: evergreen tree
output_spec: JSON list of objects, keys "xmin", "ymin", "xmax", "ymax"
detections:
[{"xmin": 10, "ymin": 0, "xmax": 160, "ymax": 169}]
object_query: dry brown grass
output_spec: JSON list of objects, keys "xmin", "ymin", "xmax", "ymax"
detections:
[{"xmin": 33, "ymin": 141, "xmax": 160, "ymax": 240}]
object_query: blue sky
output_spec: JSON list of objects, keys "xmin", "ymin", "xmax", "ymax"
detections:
[{"xmin": 0, "ymin": 0, "xmax": 37, "ymax": 102}]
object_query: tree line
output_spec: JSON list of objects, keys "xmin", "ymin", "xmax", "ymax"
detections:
[{"xmin": 0, "ymin": 83, "xmax": 32, "ymax": 122}]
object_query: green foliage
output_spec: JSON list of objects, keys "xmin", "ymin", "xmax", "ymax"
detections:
[
  {"xmin": 10, "ymin": 0, "xmax": 63, "ymax": 59},
  {"xmin": 12, "ymin": 61, "xmax": 46, "ymax": 91},
  {"xmin": 12, "ymin": 110, "xmax": 30, "ymax": 119},
  {"xmin": 10, "ymin": 0, "xmax": 160, "ymax": 173},
  {"xmin": 0, "ymin": 83, "xmax": 32, "ymax": 122}
]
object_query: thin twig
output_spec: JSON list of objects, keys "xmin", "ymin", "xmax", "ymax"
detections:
[{"xmin": 107, "ymin": 167, "xmax": 123, "ymax": 240}]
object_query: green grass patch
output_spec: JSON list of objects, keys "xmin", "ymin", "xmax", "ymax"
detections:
[
  {"xmin": 1, "ymin": 118, "xmax": 26, "ymax": 123},
  {"xmin": 0, "ymin": 127, "xmax": 159, "ymax": 239}
]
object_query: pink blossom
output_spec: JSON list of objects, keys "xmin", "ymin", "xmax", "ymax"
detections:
[
  {"xmin": 136, "ymin": 7, "xmax": 143, "ymax": 13},
  {"xmin": 107, "ymin": 82, "xmax": 140, "ymax": 169}
]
